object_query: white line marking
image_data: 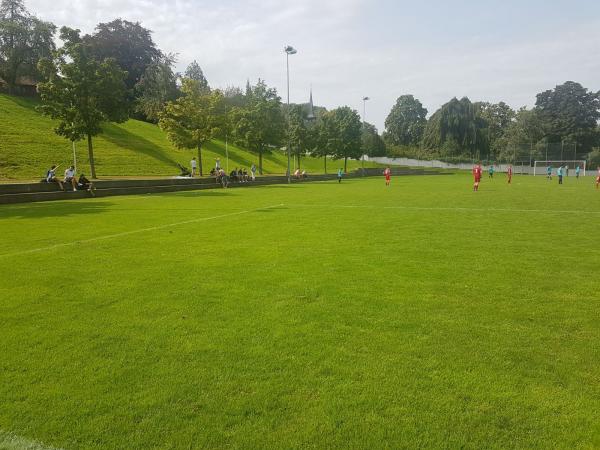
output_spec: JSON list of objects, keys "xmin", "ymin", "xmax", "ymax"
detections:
[
  {"xmin": 0, "ymin": 431, "xmax": 63, "ymax": 450},
  {"xmin": 0, "ymin": 204, "xmax": 284, "ymax": 258},
  {"xmin": 287, "ymin": 203, "xmax": 600, "ymax": 215}
]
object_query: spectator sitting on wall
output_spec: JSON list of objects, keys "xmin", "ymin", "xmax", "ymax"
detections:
[
  {"xmin": 77, "ymin": 174, "xmax": 96, "ymax": 196},
  {"xmin": 46, "ymin": 165, "xmax": 64, "ymax": 191}
]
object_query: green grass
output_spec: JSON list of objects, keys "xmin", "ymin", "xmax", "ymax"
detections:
[
  {"xmin": 0, "ymin": 94, "xmax": 378, "ymax": 181},
  {"xmin": 1, "ymin": 174, "xmax": 599, "ymax": 449}
]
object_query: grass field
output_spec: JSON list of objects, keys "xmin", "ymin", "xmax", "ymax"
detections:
[
  {"xmin": 1, "ymin": 173, "xmax": 599, "ymax": 449},
  {"xmin": 0, "ymin": 94, "xmax": 377, "ymax": 181}
]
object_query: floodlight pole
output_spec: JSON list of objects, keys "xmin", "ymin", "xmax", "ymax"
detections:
[
  {"xmin": 285, "ymin": 45, "xmax": 297, "ymax": 184},
  {"xmin": 362, "ymin": 96, "xmax": 369, "ymax": 176}
]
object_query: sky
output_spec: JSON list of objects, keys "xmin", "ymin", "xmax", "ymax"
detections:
[{"xmin": 28, "ymin": 0, "xmax": 600, "ymax": 131}]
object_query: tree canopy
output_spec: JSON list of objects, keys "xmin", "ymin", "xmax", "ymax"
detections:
[
  {"xmin": 37, "ymin": 27, "xmax": 128, "ymax": 178},
  {"xmin": 158, "ymin": 78, "xmax": 224, "ymax": 176},
  {"xmin": 384, "ymin": 95, "xmax": 427, "ymax": 146},
  {"xmin": 0, "ymin": 0, "xmax": 55, "ymax": 93}
]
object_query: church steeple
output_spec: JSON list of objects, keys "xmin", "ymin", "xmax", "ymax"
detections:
[{"xmin": 307, "ymin": 85, "xmax": 316, "ymax": 121}]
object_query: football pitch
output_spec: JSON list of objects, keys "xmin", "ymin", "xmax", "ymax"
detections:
[{"xmin": 0, "ymin": 174, "xmax": 599, "ymax": 449}]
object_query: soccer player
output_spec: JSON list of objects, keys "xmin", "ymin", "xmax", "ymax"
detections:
[
  {"xmin": 507, "ymin": 165, "xmax": 513, "ymax": 184},
  {"xmin": 576, "ymin": 165, "xmax": 581, "ymax": 180},
  {"xmin": 337, "ymin": 168, "xmax": 343, "ymax": 183},
  {"xmin": 473, "ymin": 162, "xmax": 482, "ymax": 191},
  {"xmin": 546, "ymin": 165, "xmax": 552, "ymax": 180},
  {"xmin": 557, "ymin": 166, "xmax": 563, "ymax": 185},
  {"xmin": 384, "ymin": 167, "xmax": 391, "ymax": 186},
  {"xmin": 488, "ymin": 165, "xmax": 495, "ymax": 179}
]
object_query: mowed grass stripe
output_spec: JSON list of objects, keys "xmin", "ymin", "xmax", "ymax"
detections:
[
  {"xmin": 0, "ymin": 203, "xmax": 284, "ymax": 258},
  {"xmin": 0, "ymin": 175, "xmax": 599, "ymax": 449}
]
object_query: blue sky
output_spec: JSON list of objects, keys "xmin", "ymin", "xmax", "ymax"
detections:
[{"xmin": 29, "ymin": 0, "xmax": 600, "ymax": 130}]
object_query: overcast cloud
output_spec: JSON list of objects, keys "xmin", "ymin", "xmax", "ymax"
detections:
[{"xmin": 27, "ymin": 0, "xmax": 600, "ymax": 130}]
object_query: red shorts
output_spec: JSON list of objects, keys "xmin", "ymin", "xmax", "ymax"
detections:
[
  {"xmin": 385, "ymin": 175, "xmax": 391, "ymax": 181},
  {"xmin": 474, "ymin": 177, "xmax": 481, "ymax": 183}
]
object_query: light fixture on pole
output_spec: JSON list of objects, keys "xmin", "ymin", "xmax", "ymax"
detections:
[
  {"xmin": 285, "ymin": 45, "xmax": 297, "ymax": 184},
  {"xmin": 362, "ymin": 96, "xmax": 370, "ymax": 176}
]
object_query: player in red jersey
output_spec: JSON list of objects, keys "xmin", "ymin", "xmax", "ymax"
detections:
[
  {"xmin": 384, "ymin": 167, "xmax": 391, "ymax": 186},
  {"xmin": 507, "ymin": 165, "xmax": 513, "ymax": 184},
  {"xmin": 473, "ymin": 163, "xmax": 482, "ymax": 191}
]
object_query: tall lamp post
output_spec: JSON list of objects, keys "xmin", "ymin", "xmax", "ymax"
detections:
[
  {"xmin": 285, "ymin": 45, "xmax": 297, "ymax": 184},
  {"xmin": 362, "ymin": 96, "xmax": 370, "ymax": 175}
]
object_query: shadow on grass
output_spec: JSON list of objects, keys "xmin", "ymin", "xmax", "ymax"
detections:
[
  {"xmin": 101, "ymin": 123, "xmax": 181, "ymax": 169},
  {"xmin": 0, "ymin": 201, "xmax": 114, "ymax": 219}
]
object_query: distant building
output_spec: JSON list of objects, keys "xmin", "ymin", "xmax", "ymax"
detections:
[
  {"xmin": 0, "ymin": 76, "xmax": 38, "ymax": 96},
  {"xmin": 307, "ymin": 87, "xmax": 316, "ymax": 121}
]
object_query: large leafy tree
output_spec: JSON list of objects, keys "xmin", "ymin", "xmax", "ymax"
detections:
[
  {"xmin": 422, "ymin": 97, "xmax": 489, "ymax": 158},
  {"xmin": 384, "ymin": 95, "xmax": 427, "ymax": 146},
  {"xmin": 535, "ymin": 81, "xmax": 600, "ymax": 154},
  {"xmin": 135, "ymin": 52, "xmax": 180, "ymax": 123},
  {"xmin": 494, "ymin": 107, "xmax": 544, "ymax": 162},
  {"xmin": 287, "ymin": 103, "xmax": 311, "ymax": 170},
  {"xmin": 477, "ymin": 101, "xmax": 515, "ymax": 157},
  {"xmin": 37, "ymin": 27, "xmax": 128, "ymax": 179},
  {"xmin": 86, "ymin": 18, "xmax": 162, "ymax": 97},
  {"xmin": 159, "ymin": 78, "xmax": 224, "ymax": 176},
  {"xmin": 327, "ymin": 106, "xmax": 363, "ymax": 172},
  {"xmin": 231, "ymin": 79, "xmax": 284, "ymax": 174},
  {"xmin": 362, "ymin": 122, "xmax": 386, "ymax": 157},
  {"xmin": 0, "ymin": 0, "xmax": 55, "ymax": 93}
]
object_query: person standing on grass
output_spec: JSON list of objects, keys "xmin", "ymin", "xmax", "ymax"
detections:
[
  {"xmin": 507, "ymin": 165, "xmax": 513, "ymax": 184},
  {"xmin": 557, "ymin": 166, "xmax": 563, "ymax": 185},
  {"xmin": 473, "ymin": 162, "xmax": 482, "ymax": 191},
  {"xmin": 384, "ymin": 167, "xmax": 391, "ymax": 186},
  {"xmin": 546, "ymin": 165, "xmax": 552, "ymax": 180},
  {"xmin": 251, "ymin": 164, "xmax": 256, "ymax": 181},
  {"xmin": 337, "ymin": 168, "xmax": 343, "ymax": 183},
  {"xmin": 215, "ymin": 158, "xmax": 221, "ymax": 170},
  {"xmin": 488, "ymin": 165, "xmax": 495, "ymax": 179},
  {"xmin": 596, "ymin": 166, "xmax": 600, "ymax": 189},
  {"xmin": 576, "ymin": 165, "xmax": 581, "ymax": 180},
  {"xmin": 191, "ymin": 157, "xmax": 197, "ymax": 177}
]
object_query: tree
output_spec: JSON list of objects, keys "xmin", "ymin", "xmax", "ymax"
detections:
[
  {"xmin": 422, "ymin": 97, "xmax": 489, "ymax": 159},
  {"xmin": 328, "ymin": 106, "xmax": 363, "ymax": 172},
  {"xmin": 135, "ymin": 52, "xmax": 180, "ymax": 123},
  {"xmin": 37, "ymin": 27, "xmax": 128, "ymax": 179},
  {"xmin": 477, "ymin": 101, "xmax": 515, "ymax": 158},
  {"xmin": 0, "ymin": 0, "xmax": 55, "ymax": 94},
  {"xmin": 362, "ymin": 122, "xmax": 386, "ymax": 157},
  {"xmin": 86, "ymin": 18, "xmax": 162, "ymax": 96},
  {"xmin": 287, "ymin": 103, "xmax": 309, "ymax": 170},
  {"xmin": 184, "ymin": 60, "xmax": 209, "ymax": 92},
  {"xmin": 494, "ymin": 107, "xmax": 544, "ymax": 162},
  {"xmin": 159, "ymin": 78, "xmax": 223, "ymax": 176},
  {"xmin": 231, "ymin": 79, "xmax": 284, "ymax": 174},
  {"xmin": 384, "ymin": 95, "xmax": 427, "ymax": 146},
  {"xmin": 535, "ymin": 81, "xmax": 600, "ymax": 154}
]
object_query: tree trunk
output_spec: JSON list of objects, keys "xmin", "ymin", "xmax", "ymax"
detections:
[
  {"xmin": 344, "ymin": 156, "xmax": 348, "ymax": 173},
  {"xmin": 87, "ymin": 133, "xmax": 97, "ymax": 179},
  {"xmin": 259, "ymin": 147, "xmax": 263, "ymax": 175},
  {"xmin": 324, "ymin": 155, "xmax": 327, "ymax": 174},
  {"xmin": 297, "ymin": 153, "xmax": 301, "ymax": 171},
  {"xmin": 197, "ymin": 143, "xmax": 203, "ymax": 176}
]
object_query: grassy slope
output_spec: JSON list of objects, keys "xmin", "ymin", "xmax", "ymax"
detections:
[
  {"xmin": 0, "ymin": 94, "xmax": 377, "ymax": 181},
  {"xmin": 0, "ymin": 175, "xmax": 599, "ymax": 449}
]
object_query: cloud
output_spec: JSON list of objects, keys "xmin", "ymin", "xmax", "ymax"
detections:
[{"xmin": 26, "ymin": 0, "xmax": 600, "ymax": 130}]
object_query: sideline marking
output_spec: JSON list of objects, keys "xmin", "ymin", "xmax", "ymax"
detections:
[
  {"xmin": 0, "ymin": 204, "xmax": 284, "ymax": 258},
  {"xmin": 287, "ymin": 203, "xmax": 600, "ymax": 215},
  {"xmin": 0, "ymin": 431, "xmax": 63, "ymax": 450}
]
